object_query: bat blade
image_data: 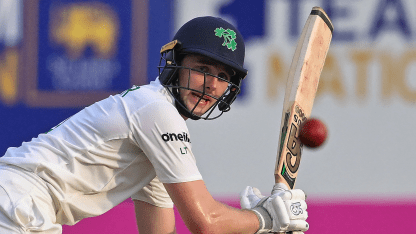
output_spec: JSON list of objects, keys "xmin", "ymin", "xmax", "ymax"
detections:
[{"xmin": 274, "ymin": 7, "xmax": 333, "ymax": 189}]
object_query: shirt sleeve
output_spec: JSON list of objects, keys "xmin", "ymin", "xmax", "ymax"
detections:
[
  {"xmin": 131, "ymin": 176, "xmax": 174, "ymax": 208},
  {"xmin": 130, "ymin": 100, "xmax": 203, "ymax": 184}
]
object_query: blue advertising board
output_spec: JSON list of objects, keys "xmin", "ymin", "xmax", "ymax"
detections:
[{"xmin": 0, "ymin": 0, "xmax": 172, "ymax": 154}]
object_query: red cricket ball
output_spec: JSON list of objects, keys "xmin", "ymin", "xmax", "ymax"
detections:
[{"xmin": 299, "ymin": 118, "xmax": 328, "ymax": 148}]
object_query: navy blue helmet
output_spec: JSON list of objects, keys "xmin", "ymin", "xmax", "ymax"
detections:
[{"xmin": 158, "ymin": 16, "xmax": 247, "ymax": 120}]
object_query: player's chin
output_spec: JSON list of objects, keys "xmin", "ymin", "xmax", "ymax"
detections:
[
  {"xmin": 188, "ymin": 105, "xmax": 210, "ymax": 117},
  {"xmin": 186, "ymin": 102, "xmax": 213, "ymax": 117}
]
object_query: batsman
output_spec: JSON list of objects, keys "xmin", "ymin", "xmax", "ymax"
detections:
[{"xmin": 0, "ymin": 16, "xmax": 309, "ymax": 234}]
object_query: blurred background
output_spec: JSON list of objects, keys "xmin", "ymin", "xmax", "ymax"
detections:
[{"xmin": 1, "ymin": 0, "xmax": 416, "ymax": 233}]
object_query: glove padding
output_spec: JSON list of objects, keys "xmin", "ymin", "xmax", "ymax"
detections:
[{"xmin": 240, "ymin": 183, "xmax": 309, "ymax": 234}]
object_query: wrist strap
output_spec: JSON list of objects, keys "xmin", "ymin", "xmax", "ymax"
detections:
[
  {"xmin": 251, "ymin": 207, "xmax": 272, "ymax": 233},
  {"xmin": 251, "ymin": 209, "xmax": 265, "ymax": 233}
]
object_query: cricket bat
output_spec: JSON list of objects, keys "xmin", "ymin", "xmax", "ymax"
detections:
[{"xmin": 274, "ymin": 7, "xmax": 333, "ymax": 189}]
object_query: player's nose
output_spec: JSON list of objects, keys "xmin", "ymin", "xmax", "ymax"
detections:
[{"xmin": 204, "ymin": 75, "xmax": 218, "ymax": 90}]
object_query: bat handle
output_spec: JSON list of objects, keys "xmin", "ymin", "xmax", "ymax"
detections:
[{"xmin": 274, "ymin": 174, "xmax": 291, "ymax": 189}]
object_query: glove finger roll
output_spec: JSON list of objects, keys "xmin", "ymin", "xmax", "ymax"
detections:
[
  {"xmin": 284, "ymin": 200, "xmax": 308, "ymax": 219},
  {"xmin": 290, "ymin": 189, "xmax": 306, "ymax": 200},
  {"xmin": 287, "ymin": 220, "xmax": 309, "ymax": 232},
  {"xmin": 270, "ymin": 196, "xmax": 290, "ymax": 231}
]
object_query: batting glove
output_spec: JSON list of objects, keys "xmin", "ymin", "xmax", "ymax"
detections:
[{"xmin": 240, "ymin": 183, "xmax": 309, "ymax": 234}]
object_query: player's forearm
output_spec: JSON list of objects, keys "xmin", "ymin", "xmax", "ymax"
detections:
[
  {"xmin": 164, "ymin": 181, "xmax": 259, "ymax": 233},
  {"xmin": 172, "ymin": 195, "xmax": 259, "ymax": 233},
  {"xmin": 181, "ymin": 199, "xmax": 259, "ymax": 234},
  {"xmin": 206, "ymin": 200, "xmax": 260, "ymax": 234}
]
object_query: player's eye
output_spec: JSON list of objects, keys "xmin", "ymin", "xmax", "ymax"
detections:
[
  {"xmin": 217, "ymin": 72, "xmax": 230, "ymax": 81},
  {"xmin": 197, "ymin": 66, "xmax": 209, "ymax": 73}
]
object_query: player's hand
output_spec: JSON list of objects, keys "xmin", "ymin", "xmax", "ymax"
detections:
[{"xmin": 240, "ymin": 183, "xmax": 309, "ymax": 234}]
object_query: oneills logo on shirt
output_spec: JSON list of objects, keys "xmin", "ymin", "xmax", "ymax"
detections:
[{"xmin": 161, "ymin": 132, "xmax": 191, "ymax": 143}]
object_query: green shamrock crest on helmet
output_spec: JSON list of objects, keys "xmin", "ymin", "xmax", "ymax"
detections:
[{"xmin": 214, "ymin": 27, "xmax": 237, "ymax": 51}]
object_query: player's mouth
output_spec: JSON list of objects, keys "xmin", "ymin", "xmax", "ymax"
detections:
[{"xmin": 191, "ymin": 92, "xmax": 212, "ymax": 105}]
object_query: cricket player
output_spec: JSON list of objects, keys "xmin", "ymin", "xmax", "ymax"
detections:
[{"xmin": 0, "ymin": 16, "xmax": 309, "ymax": 234}]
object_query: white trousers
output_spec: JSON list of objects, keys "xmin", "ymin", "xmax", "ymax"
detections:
[{"xmin": 0, "ymin": 167, "xmax": 62, "ymax": 234}]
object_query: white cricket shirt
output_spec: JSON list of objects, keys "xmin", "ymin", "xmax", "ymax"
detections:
[{"xmin": 0, "ymin": 79, "xmax": 203, "ymax": 225}]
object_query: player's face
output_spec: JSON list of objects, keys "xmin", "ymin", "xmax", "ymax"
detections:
[{"xmin": 178, "ymin": 54, "xmax": 232, "ymax": 118}]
